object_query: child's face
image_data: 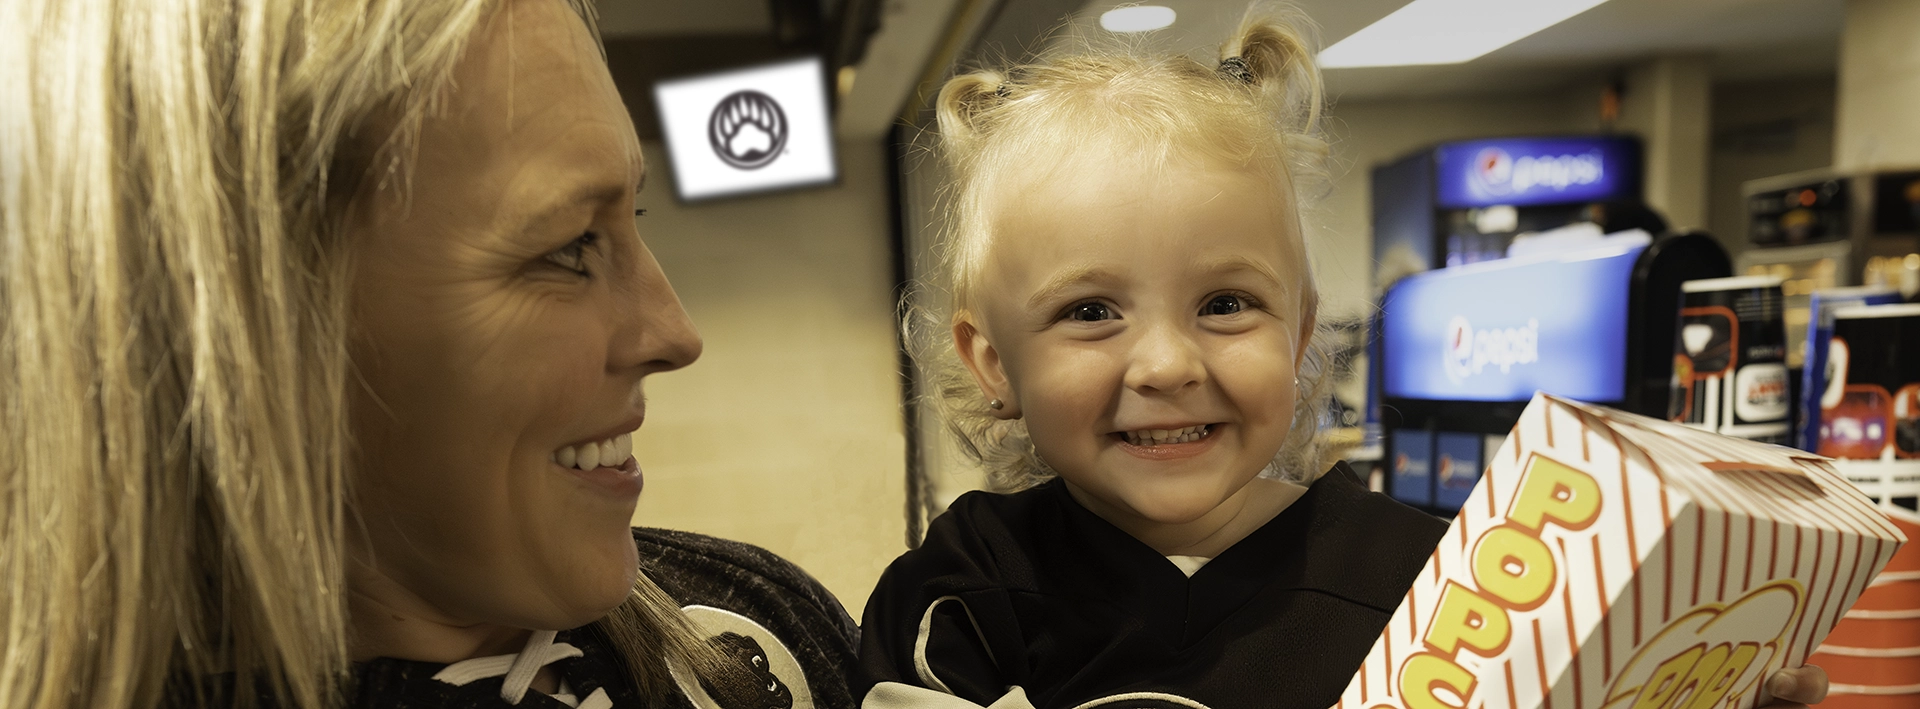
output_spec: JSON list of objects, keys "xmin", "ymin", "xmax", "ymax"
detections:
[{"xmin": 958, "ymin": 155, "xmax": 1312, "ymax": 532}]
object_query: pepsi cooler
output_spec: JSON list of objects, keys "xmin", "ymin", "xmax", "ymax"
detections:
[
  {"xmin": 1371, "ymin": 135, "xmax": 1644, "ymax": 271},
  {"xmin": 1376, "ymin": 233, "xmax": 1730, "ymax": 514},
  {"xmin": 1360, "ymin": 136, "xmax": 1651, "ymax": 471}
]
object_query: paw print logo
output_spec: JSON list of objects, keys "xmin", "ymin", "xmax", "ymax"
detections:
[{"xmin": 708, "ymin": 90, "xmax": 788, "ymax": 170}]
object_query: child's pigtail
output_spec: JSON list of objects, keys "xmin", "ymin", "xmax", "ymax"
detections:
[
  {"xmin": 934, "ymin": 70, "xmax": 1009, "ymax": 158},
  {"xmin": 1221, "ymin": 3, "xmax": 1335, "ymax": 483},
  {"xmin": 1219, "ymin": 4, "xmax": 1329, "ymax": 178}
]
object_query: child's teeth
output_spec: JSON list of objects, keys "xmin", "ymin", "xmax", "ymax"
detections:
[{"xmin": 1125, "ymin": 425, "xmax": 1212, "ymax": 446}]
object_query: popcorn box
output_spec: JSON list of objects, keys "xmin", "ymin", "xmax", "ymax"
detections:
[
  {"xmin": 1808, "ymin": 506, "xmax": 1920, "ymax": 709},
  {"xmin": 1340, "ymin": 393, "xmax": 1908, "ymax": 709}
]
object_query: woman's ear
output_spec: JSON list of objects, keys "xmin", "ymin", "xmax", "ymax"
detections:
[
  {"xmin": 1294, "ymin": 306, "xmax": 1317, "ymax": 371},
  {"xmin": 953, "ymin": 317, "xmax": 1021, "ymax": 419}
]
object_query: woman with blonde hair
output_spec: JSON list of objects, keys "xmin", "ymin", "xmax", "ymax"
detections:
[{"xmin": 2, "ymin": 0, "xmax": 858, "ymax": 707}]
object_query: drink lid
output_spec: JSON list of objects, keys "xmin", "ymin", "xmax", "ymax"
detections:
[
  {"xmin": 1681, "ymin": 274, "xmax": 1784, "ymax": 293},
  {"xmin": 1831, "ymin": 302, "xmax": 1920, "ymax": 320},
  {"xmin": 1810, "ymin": 285, "xmax": 1900, "ymax": 298}
]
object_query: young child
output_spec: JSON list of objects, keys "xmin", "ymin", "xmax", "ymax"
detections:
[{"xmin": 854, "ymin": 7, "xmax": 1449, "ymax": 709}]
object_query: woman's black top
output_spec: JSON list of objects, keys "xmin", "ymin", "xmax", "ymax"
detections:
[
  {"xmin": 173, "ymin": 527, "xmax": 861, "ymax": 709},
  {"xmin": 855, "ymin": 463, "xmax": 1448, "ymax": 709}
]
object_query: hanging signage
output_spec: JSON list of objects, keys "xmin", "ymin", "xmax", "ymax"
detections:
[
  {"xmin": 654, "ymin": 57, "xmax": 837, "ymax": 201},
  {"xmin": 1382, "ymin": 243, "xmax": 1645, "ymax": 403},
  {"xmin": 1434, "ymin": 136, "xmax": 1640, "ymax": 209}
]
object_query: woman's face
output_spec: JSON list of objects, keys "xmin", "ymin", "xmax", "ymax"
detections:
[{"xmin": 345, "ymin": 0, "xmax": 699, "ymax": 634}]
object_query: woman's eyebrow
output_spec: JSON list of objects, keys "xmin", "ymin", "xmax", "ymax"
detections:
[{"xmin": 511, "ymin": 178, "xmax": 635, "ymax": 235}]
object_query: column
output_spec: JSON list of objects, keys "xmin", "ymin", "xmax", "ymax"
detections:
[
  {"xmin": 1835, "ymin": 0, "xmax": 1920, "ymax": 169},
  {"xmin": 1617, "ymin": 56, "xmax": 1714, "ymax": 233}
]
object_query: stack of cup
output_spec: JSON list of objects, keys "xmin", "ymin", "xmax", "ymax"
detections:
[
  {"xmin": 1671, "ymin": 275, "xmax": 1792, "ymax": 444},
  {"xmin": 1818, "ymin": 303, "xmax": 1920, "ymax": 468},
  {"xmin": 1802, "ymin": 287, "xmax": 1904, "ymax": 452},
  {"xmin": 1814, "ymin": 302, "xmax": 1920, "ymax": 707},
  {"xmin": 1813, "ymin": 509, "xmax": 1920, "ymax": 708}
]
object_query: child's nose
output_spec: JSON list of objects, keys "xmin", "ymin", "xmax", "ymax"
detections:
[{"xmin": 1123, "ymin": 324, "xmax": 1206, "ymax": 395}]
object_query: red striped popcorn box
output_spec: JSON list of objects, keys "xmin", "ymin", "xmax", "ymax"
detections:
[
  {"xmin": 1339, "ymin": 393, "xmax": 1908, "ymax": 709},
  {"xmin": 1808, "ymin": 506, "xmax": 1920, "ymax": 709}
]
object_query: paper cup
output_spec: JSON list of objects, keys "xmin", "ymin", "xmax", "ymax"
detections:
[{"xmin": 1671, "ymin": 275, "xmax": 1791, "ymax": 444}]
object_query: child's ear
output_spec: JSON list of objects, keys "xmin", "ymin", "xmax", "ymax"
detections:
[
  {"xmin": 1294, "ymin": 307, "xmax": 1317, "ymax": 371},
  {"xmin": 953, "ymin": 318, "xmax": 1021, "ymax": 419}
]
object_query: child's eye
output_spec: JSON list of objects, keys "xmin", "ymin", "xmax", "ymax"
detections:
[
  {"xmin": 1203, "ymin": 294, "xmax": 1248, "ymax": 316},
  {"xmin": 543, "ymin": 232, "xmax": 599, "ymax": 276},
  {"xmin": 1066, "ymin": 302, "xmax": 1114, "ymax": 322}
]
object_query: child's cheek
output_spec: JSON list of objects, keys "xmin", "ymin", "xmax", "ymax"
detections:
[{"xmin": 1215, "ymin": 332, "xmax": 1298, "ymax": 424}]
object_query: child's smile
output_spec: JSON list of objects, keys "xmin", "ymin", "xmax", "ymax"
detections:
[
  {"xmin": 954, "ymin": 151, "xmax": 1316, "ymax": 556},
  {"xmin": 1114, "ymin": 423, "xmax": 1217, "ymax": 457}
]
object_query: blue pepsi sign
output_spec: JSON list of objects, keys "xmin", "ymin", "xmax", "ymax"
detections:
[
  {"xmin": 1382, "ymin": 243, "xmax": 1645, "ymax": 402},
  {"xmin": 1433, "ymin": 432, "xmax": 1482, "ymax": 511},
  {"xmin": 1390, "ymin": 428, "xmax": 1433, "ymax": 507},
  {"xmin": 1434, "ymin": 136, "xmax": 1640, "ymax": 209}
]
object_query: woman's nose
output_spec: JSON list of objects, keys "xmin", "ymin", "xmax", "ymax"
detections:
[
  {"xmin": 1123, "ymin": 323, "xmax": 1205, "ymax": 395},
  {"xmin": 612, "ymin": 244, "xmax": 703, "ymax": 375}
]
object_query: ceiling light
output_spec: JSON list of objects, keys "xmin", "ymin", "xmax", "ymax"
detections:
[
  {"xmin": 1100, "ymin": 5, "xmax": 1176, "ymax": 33},
  {"xmin": 1319, "ymin": 0, "xmax": 1612, "ymax": 68}
]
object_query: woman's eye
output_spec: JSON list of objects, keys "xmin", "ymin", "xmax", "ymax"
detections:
[
  {"xmin": 543, "ymin": 232, "xmax": 598, "ymax": 276},
  {"xmin": 1204, "ymin": 294, "xmax": 1246, "ymax": 316},
  {"xmin": 1067, "ymin": 302, "xmax": 1113, "ymax": 322}
]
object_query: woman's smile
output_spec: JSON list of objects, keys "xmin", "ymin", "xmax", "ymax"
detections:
[{"xmin": 555, "ymin": 454, "xmax": 644, "ymax": 498}]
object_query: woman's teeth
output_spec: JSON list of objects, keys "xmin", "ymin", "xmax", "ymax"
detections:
[
  {"xmin": 1123, "ymin": 425, "xmax": 1211, "ymax": 446},
  {"xmin": 553, "ymin": 432, "xmax": 634, "ymax": 470}
]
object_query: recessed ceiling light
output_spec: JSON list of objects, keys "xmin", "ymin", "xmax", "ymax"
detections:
[
  {"xmin": 1100, "ymin": 5, "xmax": 1176, "ymax": 33},
  {"xmin": 1320, "ymin": 0, "xmax": 1613, "ymax": 68}
]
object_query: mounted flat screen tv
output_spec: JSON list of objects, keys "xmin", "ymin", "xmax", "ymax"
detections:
[{"xmin": 653, "ymin": 56, "xmax": 837, "ymax": 202}]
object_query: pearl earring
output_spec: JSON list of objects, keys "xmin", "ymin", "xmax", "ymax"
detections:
[{"xmin": 989, "ymin": 399, "xmax": 1004, "ymax": 410}]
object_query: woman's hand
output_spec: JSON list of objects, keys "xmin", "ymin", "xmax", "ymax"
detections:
[{"xmin": 1760, "ymin": 665, "xmax": 1830, "ymax": 708}]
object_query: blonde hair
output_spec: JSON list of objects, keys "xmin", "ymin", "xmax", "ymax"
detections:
[
  {"xmin": 0, "ymin": 1, "xmax": 717, "ymax": 707},
  {"xmin": 913, "ymin": 3, "xmax": 1337, "ymax": 492}
]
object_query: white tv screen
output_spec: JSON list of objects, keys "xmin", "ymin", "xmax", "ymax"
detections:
[{"xmin": 653, "ymin": 57, "xmax": 837, "ymax": 202}]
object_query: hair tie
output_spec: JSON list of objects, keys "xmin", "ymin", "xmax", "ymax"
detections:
[
  {"xmin": 994, "ymin": 83, "xmax": 1012, "ymax": 99},
  {"xmin": 1217, "ymin": 56, "xmax": 1254, "ymax": 85}
]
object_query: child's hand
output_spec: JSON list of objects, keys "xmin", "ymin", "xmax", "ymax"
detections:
[{"xmin": 1760, "ymin": 665, "xmax": 1830, "ymax": 707}]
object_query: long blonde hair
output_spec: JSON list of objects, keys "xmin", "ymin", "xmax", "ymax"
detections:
[
  {"xmin": 0, "ymin": 1, "xmax": 716, "ymax": 707},
  {"xmin": 912, "ymin": 3, "xmax": 1336, "ymax": 492}
]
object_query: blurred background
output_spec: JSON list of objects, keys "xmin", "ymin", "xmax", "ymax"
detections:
[{"xmin": 602, "ymin": 0, "xmax": 1920, "ymax": 617}]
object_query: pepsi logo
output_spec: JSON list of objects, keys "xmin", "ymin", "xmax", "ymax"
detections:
[
  {"xmin": 1473, "ymin": 147, "xmax": 1514, "ymax": 195},
  {"xmin": 1442, "ymin": 316, "xmax": 1539, "ymax": 383},
  {"xmin": 1468, "ymin": 146, "xmax": 1606, "ymax": 197},
  {"xmin": 708, "ymin": 90, "xmax": 788, "ymax": 170},
  {"xmin": 1443, "ymin": 316, "xmax": 1475, "ymax": 382}
]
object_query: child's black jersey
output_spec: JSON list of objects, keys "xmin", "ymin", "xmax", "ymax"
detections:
[{"xmin": 856, "ymin": 463, "xmax": 1448, "ymax": 709}]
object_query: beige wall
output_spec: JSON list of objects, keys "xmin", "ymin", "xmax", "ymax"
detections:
[
  {"xmin": 629, "ymin": 138, "xmax": 907, "ymax": 617},
  {"xmin": 1617, "ymin": 57, "xmax": 1714, "ymax": 233},
  {"xmin": 1837, "ymin": 0, "xmax": 1920, "ymax": 169},
  {"xmin": 1708, "ymin": 77, "xmax": 1839, "ymax": 251}
]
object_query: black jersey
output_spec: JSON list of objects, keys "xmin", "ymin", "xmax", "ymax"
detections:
[
  {"xmin": 854, "ymin": 463, "xmax": 1447, "ymax": 709},
  {"xmin": 338, "ymin": 527, "xmax": 860, "ymax": 709}
]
